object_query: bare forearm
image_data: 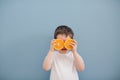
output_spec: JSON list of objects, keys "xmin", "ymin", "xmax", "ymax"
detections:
[
  {"xmin": 73, "ymin": 51, "xmax": 85, "ymax": 71},
  {"xmin": 43, "ymin": 50, "xmax": 54, "ymax": 71}
]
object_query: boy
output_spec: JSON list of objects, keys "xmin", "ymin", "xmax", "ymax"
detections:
[{"xmin": 43, "ymin": 25, "xmax": 85, "ymax": 80}]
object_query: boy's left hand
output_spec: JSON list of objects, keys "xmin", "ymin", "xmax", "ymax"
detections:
[{"xmin": 70, "ymin": 40, "xmax": 78, "ymax": 53}]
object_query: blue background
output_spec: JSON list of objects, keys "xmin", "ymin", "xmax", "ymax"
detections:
[{"xmin": 0, "ymin": 0, "xmax": 120, "ymax": 80}]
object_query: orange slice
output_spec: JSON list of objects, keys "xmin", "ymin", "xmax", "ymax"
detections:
[
  {"xmin": 64, "ymin": 38, "xmax": 75, "ymax": 50},
  {"xmin": 54, "ymin": 39, "xmax": 64, "ymax": 50}
]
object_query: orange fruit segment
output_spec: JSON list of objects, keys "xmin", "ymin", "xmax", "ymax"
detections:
[
  {"xmin": 54, "ymin": 39, "xmax": 64, "ymax": 50},
  {"xmin": 64, "ymin": 38, "xmax": 75, "ymax": 50}
]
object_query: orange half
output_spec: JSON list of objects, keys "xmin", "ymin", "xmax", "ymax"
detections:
[
  {"xmin": 54, "ymin": 39, "xmax": 64, "ymax": 50},
  {"xmin": 64, "ymin": 38, "xmax": 75, "ymax": 50}
]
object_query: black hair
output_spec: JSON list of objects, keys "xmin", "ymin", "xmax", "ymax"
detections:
[{"xmin": 54, "ymin": 25, "xmax": 74, "ymax": 39}]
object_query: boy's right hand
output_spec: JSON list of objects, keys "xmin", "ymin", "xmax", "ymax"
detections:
[{"xmin": 49, "ymin": 39, "xmax": 55, "ymax": 52}]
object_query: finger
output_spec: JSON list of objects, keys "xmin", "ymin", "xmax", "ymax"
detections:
[
  {"xmin": 52, "ymin": 39, "xmax": 55, "ymax": 42},
  {"xmin": 73, "ymin": 40, "xmax": 77, "ymax": 44},
  {"xmin": 70, "ymin": 42, "xmax": 77, "ymax": 46},
  {"xmin": 69, "ymin": 43, "xmax": 75, "ymax": 47},
  {"xmin": 51, "ymin": 39, "xmax": 56, "ymax": 45}
]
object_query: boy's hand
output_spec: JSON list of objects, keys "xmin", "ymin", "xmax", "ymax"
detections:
[
  {"xmin": 50, "ymin": 39, "xmax": 55, "ymax": 52},
  {"xmin": 70, "ymin": 40, "xmax": 78, "ymax": 53}
]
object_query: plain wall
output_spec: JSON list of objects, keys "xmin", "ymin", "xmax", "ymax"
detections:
[{"xmin": 0, "ymin": 0, "xmax": 120, "ymax": 80}]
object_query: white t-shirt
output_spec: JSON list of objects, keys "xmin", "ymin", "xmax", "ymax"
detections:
[{"xmin": 50, "ymin": 51, "xmax": 79, "ymax": 80}]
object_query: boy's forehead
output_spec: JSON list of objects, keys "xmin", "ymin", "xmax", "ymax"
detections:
[{"xmin": 57, "ymin": 34, "xmax": 71, "ymax": 38}]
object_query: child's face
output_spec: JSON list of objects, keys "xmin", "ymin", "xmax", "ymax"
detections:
[{"xmin": 56, "ymin": 34, "xmax": 71, "ymax": 53}]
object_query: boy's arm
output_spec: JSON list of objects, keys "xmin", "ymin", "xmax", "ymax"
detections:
[
  {"xmin": 71, "ymin": 40, "xmax": 85, "ymax": 71},
  {"xmin": 73, "ymin": 51, "xmax": 85, "ymax": 71},
  {"xmin": 43, "ymin": 40, "xmax": 55, "ymax": 71},
  {"xmin": 43, "ymin": 50, "xmax": 54, "ymax": 71}
]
